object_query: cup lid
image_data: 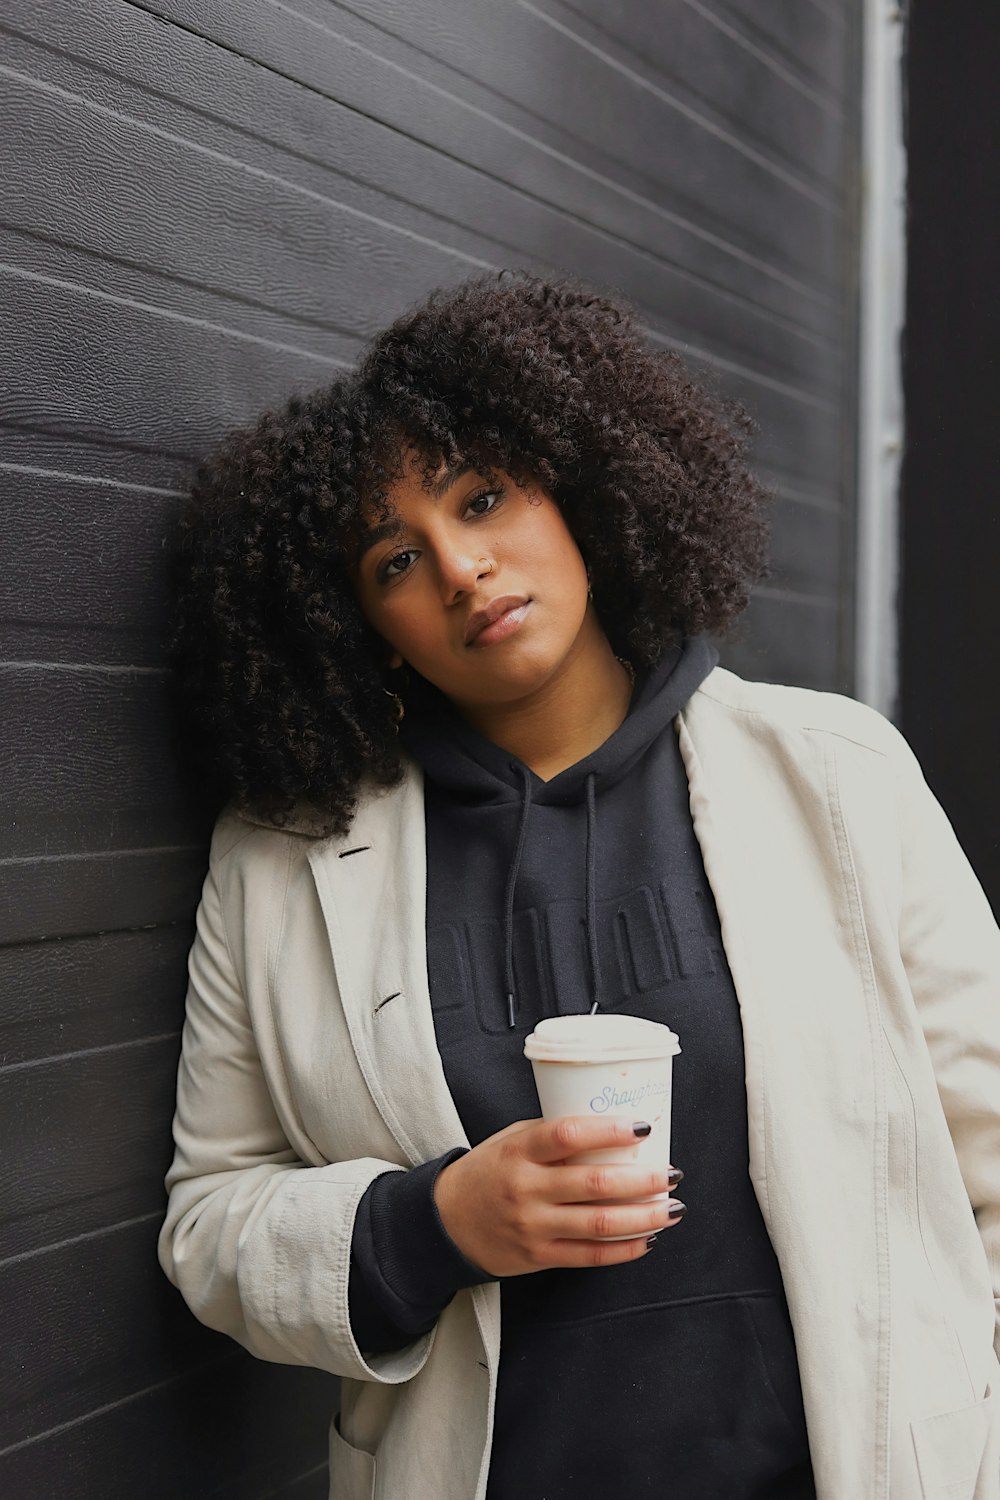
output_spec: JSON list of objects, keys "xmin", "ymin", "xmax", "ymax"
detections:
[{"xmin": 523, "ymin": 1013, "xmax": 681, "ymax": 1064}]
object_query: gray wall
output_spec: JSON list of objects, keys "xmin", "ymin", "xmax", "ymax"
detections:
[{"xmin": 0, "ymin": 3, "xmax": 861, "ymax": 1493}]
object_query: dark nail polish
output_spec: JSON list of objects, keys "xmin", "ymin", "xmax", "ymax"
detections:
[
  {"xmin": 667, "ymin": 1167, "xmax": 684, "ymax": 1186},
  {"xmin": 668, "ymin": 1202, "xmax": 687, "ymax": 1222},
  {"xmin": 646, "ymin": 1235, "xmax": 659, "ymax": 1248},
  {"xmin": 633, "ymin": 1121, "xmax": 652, "ymax": 1137}
]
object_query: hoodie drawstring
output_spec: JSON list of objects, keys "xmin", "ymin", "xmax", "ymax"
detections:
[
  {"xmin": 584, "ymin": 772, "xmax": 602, "ymax": 1014},
  {"xmin": 504, "ymin": 766, "xmax": 603, "ymax": 1028},
  {"xmin": 504, "ymin": 764, "xmax": 534, "ymax": 1028}
]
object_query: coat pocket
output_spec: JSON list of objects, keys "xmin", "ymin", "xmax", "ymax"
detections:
[
  {"xmin": 910, "ymin": 1382, "xmax": 995, "ymax": 1500},
  {"xmin": 329, "ymin": 1411, "xmax": 377, "ymax": 1500}
]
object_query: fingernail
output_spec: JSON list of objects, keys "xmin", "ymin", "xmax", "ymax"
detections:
[
  {"xmin": 667, "ymin": 1202, "xmax": 687, "ymax": 1222},
  {"xmin": 633, "ymin": 1121, "xmax": 652, "ymax": 1137},
  {"xmin": 667, "ymin": 1167, "xmax": 684, "ymax": 1186},
  {"xmin": 646, "ymin": 1235, "xmax": 659, "ymax": 1248}
]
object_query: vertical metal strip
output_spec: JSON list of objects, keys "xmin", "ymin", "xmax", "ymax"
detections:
[{"xmin": 855, "ymin": 1, "xmax": 907, "ymax": 720}]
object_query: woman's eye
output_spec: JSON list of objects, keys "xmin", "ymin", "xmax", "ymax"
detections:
[
  {"xmin": 382, "ymin": 549, "xmax": 417, "ymax": 580},
  {"xmin": 463, "ymin": 486, "xmax": 504, "ymax": 518}
]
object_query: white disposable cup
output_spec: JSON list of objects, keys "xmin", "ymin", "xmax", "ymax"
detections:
[{"xmin": 523, "ymin": 1014, "xmax": 681, "ymax": 1240}]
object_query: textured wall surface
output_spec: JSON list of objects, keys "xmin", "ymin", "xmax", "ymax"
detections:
[{"xmin": 0, "ymin": 2, "xmax": 861, "ymax": 1494}]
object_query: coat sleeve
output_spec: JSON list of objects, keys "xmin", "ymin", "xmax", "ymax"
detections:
[
  {"xmin": 157, "ymin": 846, "xmax": 437, "ymax": 1385},
  {"xmin": 889, "ymin": 724, "xmax": 1000, "ymax": 1359}
]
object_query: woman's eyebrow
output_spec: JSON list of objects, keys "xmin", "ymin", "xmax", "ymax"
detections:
[
  {"xmin": 354, "ymin": 516, "xmax": 404, "ymax": 565},
  {"xmin": 430, "ymin": 462, "xmax": 474, "ymax": 498}
]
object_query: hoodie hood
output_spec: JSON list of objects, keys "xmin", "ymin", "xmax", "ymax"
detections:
[
  {"xmin": 399, "ymin": 633, "xmax": 718, "ymax": 807},
  {"xmin": 400, "ymin": 635, "xmax": 719, "ymax": 1026}
]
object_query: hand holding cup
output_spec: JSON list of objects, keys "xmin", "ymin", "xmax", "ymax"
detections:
[{"xmin": 432, "ymin": 1113, "xmax": 686, "ymax": 1279}]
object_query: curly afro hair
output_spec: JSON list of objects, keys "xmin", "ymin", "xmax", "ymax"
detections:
[{"xmin": 171, "ymin": 269, "xmax": 772, "ymax": 836}]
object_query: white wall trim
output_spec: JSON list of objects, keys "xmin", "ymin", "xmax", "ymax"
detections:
[{"xmin": 855, "ymin": 1, "xmax": 907, "ymax": 719}]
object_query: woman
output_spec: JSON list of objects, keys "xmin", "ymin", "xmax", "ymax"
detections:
[{"xmin": 160, "ymin": 271, "xmax": 1000, "ymax": 1500}]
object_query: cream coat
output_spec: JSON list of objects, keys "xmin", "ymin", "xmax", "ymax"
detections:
[{"xmin": 159, "ymin": 666, "xmax": 1000, "ymax": 1500}]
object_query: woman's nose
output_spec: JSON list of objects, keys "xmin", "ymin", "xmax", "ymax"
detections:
[{"xmin": 436, "ymin": 546, "xmax": 493, "ymax": 600}]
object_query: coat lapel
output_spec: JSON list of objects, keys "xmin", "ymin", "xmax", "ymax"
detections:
[{"xmin": 307, "ymin": 763, "xmax": 472, "ymax": 1168}]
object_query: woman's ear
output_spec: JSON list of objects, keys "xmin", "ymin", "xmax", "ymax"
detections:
[{"xmin": 387, "ymin": 649, "xmax": 404, "ymax": 670}]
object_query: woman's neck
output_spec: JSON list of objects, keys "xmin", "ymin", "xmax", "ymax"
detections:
[{"xmin": 455, "ymin": 613, "xmax": 633, "ymax": 782}]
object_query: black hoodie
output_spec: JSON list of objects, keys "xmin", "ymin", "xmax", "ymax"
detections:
[{"xmin": 348, "ymin": 637, "xmax": 815, "ymax": 1499}]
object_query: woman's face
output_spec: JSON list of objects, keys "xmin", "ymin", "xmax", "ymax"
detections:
[{"xmin": 350, "ymin": 452, "xmax": 592, "ymax": 709}]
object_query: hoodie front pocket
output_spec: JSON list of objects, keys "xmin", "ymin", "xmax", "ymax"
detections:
[
  {"xmin": 743, "ymin": 1292, "xmax": 811, "ymax": 1442},
  {"xmin": 910, "ymin": 1382, "xmax": 995, "ymax": 1500}
]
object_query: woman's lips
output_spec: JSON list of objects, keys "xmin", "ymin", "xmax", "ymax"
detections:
[{"xmin": 468, "ymin": 600, "xmax": 532, "ymax": 647}]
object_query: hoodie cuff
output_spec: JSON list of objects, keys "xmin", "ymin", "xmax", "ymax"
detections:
[{"xmin": 349, "ymin": 1148, "xmax": 494, "ymax": 1353}]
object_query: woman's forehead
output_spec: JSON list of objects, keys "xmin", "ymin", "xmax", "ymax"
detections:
[
  {"xmin": 349, "ymin": 453, "xmax": 477, "ymax": 566},
  {"xmin": 372, "ymin": 448, "xmax": 497, "ymax": 510}
]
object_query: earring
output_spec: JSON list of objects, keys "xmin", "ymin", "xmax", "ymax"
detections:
[{"xmin": 383, "ymin": 687, "xmax": 405, "ymax": 726}]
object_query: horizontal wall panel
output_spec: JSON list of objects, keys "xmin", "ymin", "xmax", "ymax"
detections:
[
  {"xmin": 0, "ymin": 1353, "xmax": 335, "ymax": 1499},
  {"xmin": 0, "ymin": 244, "xmax": 836, "ymax": 470},
  {"xmin": 0, "ymin": 426, "xmax": 190, "ymax": 495},
  {"xmin": 755, "ymin": 466, "xmax": 841, "ymax": 513},
  {"xmin": 0, "ymin": 845, "xmax": 208, "ymax": 946},
  {"xmin": 69, "ymin": 0, "xmax": 842, "ymax": 334},
  {"xmin": 330, "ymin": 0, "xmax": 843, "ymax": 284},
  {"xmin": 662, "ymin": 347, "xmax": 841, "ymax": 492},
  {"xmin": 641, "ymin": 292, "xmax": 839, "ymax": 403},
  {"xmin": 2, "ymin": 669, "xmax": 203, "ymax": 857},
  {"xmin": 0, "ymin": 927, "xmax": 192, "ymax": 1066},
  {"xmin": 0, "ymin": 469, "xmax": 179, "ymax": 668},
  {"xmin": 0, "ymin": 1217, "xmax": 224, "ymax": 1447},
  {"xmin": 1, "ymin": 185, "xmax": 839, "ymax": 471},
  {"xmin": 0, "ymin": 219, "xmax": 357, "ymax": 373},
  {"xmin": 765, "ymin": 496, "xmax": 844, "ymax": 597},
  {"xmin": 719, "ymin": 591, "xmax": 841, "ymax": 691},
  {"xmin": 0, "ymin": 15, "xmax": 841, "ymax": 395},
  {"xmin": 523, "ymin": 0, "xmax": 846, "ymax": 187},
  {"xmin": 0, "ymin": 1212, "xmax": 336, "ymax": 1484},
  {"xmin": 0, "ymin": 36, "xmax": 497, "ymax": 334},
  {"xmin": 0, "ymin": 269, "xmax": 332, "ymax": 459},
  {"xmin": 715, "ymin": 0, "xmax": 848, "ymax": 93},
  {"xmin": 0, "ymin": 274, "xmax": 837, "ymax": 502},
  {"xmin": 0, "ymin": 1034, "xmax": 183, "ymax": 1260}
]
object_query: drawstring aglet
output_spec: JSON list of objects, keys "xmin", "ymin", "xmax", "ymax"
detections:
[
  {"xmin": 507, "ymin": 992, "xmax": 516, "ymax": 1029},
  {"xmin": 589, "ymin": 1000, "xmax": 600, "ymax": 1014}
]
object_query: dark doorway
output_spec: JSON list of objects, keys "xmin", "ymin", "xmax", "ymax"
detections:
[{"xmin": 899, "ymin": 2, "xmax": 1000, "ymax": 911}]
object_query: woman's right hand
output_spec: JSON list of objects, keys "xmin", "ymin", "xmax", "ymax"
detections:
[{"xmin": 432, "ymin": 1116, "xmax": 685, "ymax": 1278}]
